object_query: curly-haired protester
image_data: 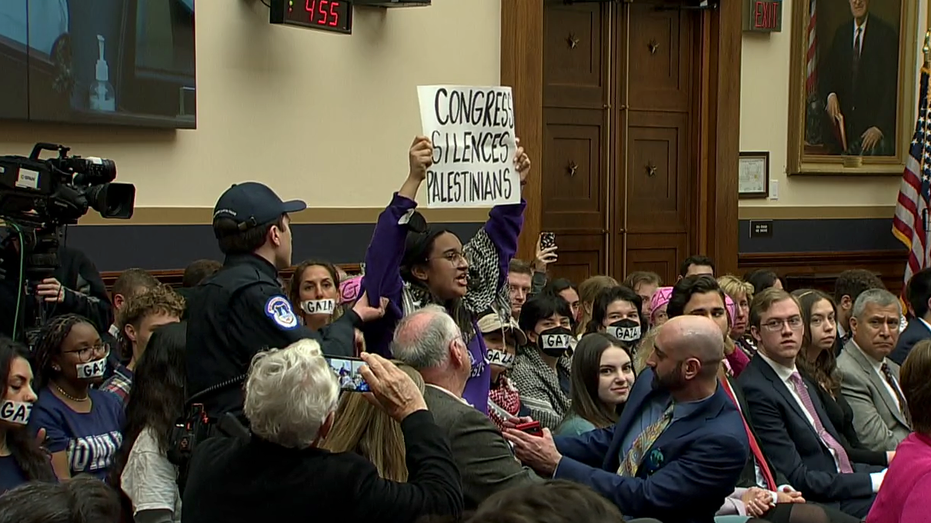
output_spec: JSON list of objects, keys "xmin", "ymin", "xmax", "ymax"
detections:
[
  {"xmin": 102, "ymin": 284, "xmax": 184, "ymax": 407},
  {"xmin": 27, "ymin": 314, "xmax": 124, "ymax": 481}
]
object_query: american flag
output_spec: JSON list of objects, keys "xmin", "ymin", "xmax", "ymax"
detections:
[
  {"xmin": 892, "ymin": 67, "xmax": 931, "ymax": 302},
  {"xmin": 806, "ymin": 0, "xmax": 817, "ymax": 96}
]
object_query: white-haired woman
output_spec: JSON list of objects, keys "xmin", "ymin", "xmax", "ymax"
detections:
[{"xmin": 181, "ymin": 340, "xmax": 462, "ymax": 523}]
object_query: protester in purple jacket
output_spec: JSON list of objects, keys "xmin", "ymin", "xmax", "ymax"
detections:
[{"xmin": 361, "ymin": 136, "xmax": 530, "ymax": 412}]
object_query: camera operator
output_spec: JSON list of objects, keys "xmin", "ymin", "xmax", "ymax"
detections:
[
  {"xmin": 186, "ymin": 182, "xmax": 387, "ymax": 420},
  {"xmin": 0, "ymin": 241, "xmax": 112, "ymax": 342}
]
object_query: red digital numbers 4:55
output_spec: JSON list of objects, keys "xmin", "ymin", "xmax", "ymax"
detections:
[{"xmin": 273, "ymin": 0, "xmax": 353, "ymax": 34}]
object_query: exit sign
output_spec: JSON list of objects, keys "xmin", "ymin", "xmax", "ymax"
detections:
[{"xmin": 744, "ymin": 0, "xmax": 782, "ymax": 33}]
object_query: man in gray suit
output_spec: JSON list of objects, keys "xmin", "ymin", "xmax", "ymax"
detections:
[
  {"xmin": 391, "ymin": 304, "xmax": 540, "ymax": 509},
  {"xmin": 838, "ymin": 289, "xmax": 911, "ymax": 452}
]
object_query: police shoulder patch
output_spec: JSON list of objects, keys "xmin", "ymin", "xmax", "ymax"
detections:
[{"xmin": 265, "ymin": 295, "xmax": 298, "ymax": 330}]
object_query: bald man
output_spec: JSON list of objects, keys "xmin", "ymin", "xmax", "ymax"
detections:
[{"xmin": 505, "ymin": 316, "xmax": 749, "ymax": 523}]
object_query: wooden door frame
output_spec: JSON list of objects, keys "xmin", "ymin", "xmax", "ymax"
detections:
[{"xmin": 501, "ymin": 0, "xmax": 741, "ymax": 276}]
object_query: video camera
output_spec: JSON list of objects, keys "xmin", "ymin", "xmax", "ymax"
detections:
[
  {"xmin": 0, "ymin": 143, "xmax": 135, "ymax": 339},
  {"xmin": 0, "ymin": 143, "xmax": 135, "ymax": 276}
]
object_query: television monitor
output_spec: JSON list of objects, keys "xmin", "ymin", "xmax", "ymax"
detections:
[{"xmin": 0, "ymin": 0, "xmax": 196, "ymax": 129}]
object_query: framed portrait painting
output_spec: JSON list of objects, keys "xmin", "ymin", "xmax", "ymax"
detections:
[{"xmin": 787, "ymin": 0, "xmax": 921, "ymax": 175}]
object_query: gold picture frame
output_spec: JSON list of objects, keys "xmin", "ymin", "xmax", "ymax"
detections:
[{"xmin": 787, "ymin": 0, "xmax": 920, "ymax": 176}]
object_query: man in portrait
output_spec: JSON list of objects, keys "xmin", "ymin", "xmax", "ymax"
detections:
[{"xmin": 822, "ymin": 0, "xmax": 898, "ymax": 156}]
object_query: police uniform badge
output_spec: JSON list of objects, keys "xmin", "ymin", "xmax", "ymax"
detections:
[{"xmin": 265, "ymin": 295, "xmax": 298, "ymax": 330}]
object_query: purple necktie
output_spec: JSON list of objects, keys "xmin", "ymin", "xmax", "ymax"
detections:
[{"xmin": 789, "ymin": 372, "xmax": 854, "ymax": 474}]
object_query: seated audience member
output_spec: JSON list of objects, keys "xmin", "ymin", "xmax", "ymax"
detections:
[
  {"xmin": 867, "ymin": 339, "xmax": 931, "ymax": 523},
  {"xmin": 288, "ymin": 259, "xmax": 346, "ymax": 331},
  {"xmin": 649, "ymin": 286, "xmax": 673, "ymax": 328},
  {"xmin": 738, "ymin": 289, "xmax": 884, "ymax": 519},
  {"xmin": 478, "ymin": 312, "xmax": 530, "ymax": 431},
  {"xmin": 577, "ymin": 276, "xmax": 619, "ymax": 336},
  {"xmin": 583, "ymin": 286, "xmax": 643, "ymax": 344},
  {"xmin": 719, "ymin": 275, "xmax": 758, "ymax": 358},
  {"xmin": 543, "ymin": 278, "xmax": 582, "ymax": 327},
  {"xmin": 182, "ymin": 341, "xmax": 463, "ymax": 523},
  {"xmin": 108, "ymin": 323, "xmax": 186, "ymax": 523},
  {"xmin": 744, "ymin": 269, "xmax": 784, "ymax": 294},
  {"xmin": 793, "ymin": 290, "xmax": 890, "ymax": 467},
  {"xmin": 668, "ymin": 276, "xmax": 750, "ymax": 377},
  {"xmin": 102, "ymin": 284, "xmax": 184, "ymax": 407},
  {"xmin": 322, "ymin": 362, "xmax": 425, "ymax": 482},
  {"xmin": 505, "ymin": 315, "xmax": 749, "ymax": 523},
  {"xmin": 187, "ymin": 182, "xmax": 385, "ymax": 420},
  {"xmin": 834, "ymin": 270, "xmax": 885, "ymax": 347},
  {"xmin": 0, "ymin": 476, "xmax": 121, "ymax": 523},
  {"xmin": 625, "ymin": 271, "xmax": 663, "ymax": 320},
  {"xmin": 1, "ymin": 245, "xmax": 112, "ymax": 342},
  {"xmin": 509, "ymin": 259, "xmax": 535, "ymax": 320},
  {"xmin": 360, "ymin": 137, "xmax": 530, "ymax": 412},
  {"xmin": 838, "ymin": 289, "xmax": 911, "ymax": 452},
  {"xmin": 557, "ymin": 333, "xmax": 634, "ymax": 436},
  {"xmin": 0, "ymin": 337, "xmax": 54, "ymax": 493},
  {"xmin": 891, "ymin": 267, "xmax": 931, "ymax": 365},
  {"xmin": 28, "ymin": 314, "xmax": 125, "ymax": 481},
  {"xmin": 679, "ymin": 254, "xmax": 715, "ymax": 280},
  {"xmin": 391, "ymin": 305, "xmax": 539, "ymax": 508},
  {"xmin": 467, "ymin": 480, "xmax": 660, "ymax": 523},
  {"xmin": 513, "ymin": 293, "xmax": 575, "ymax": 429}
]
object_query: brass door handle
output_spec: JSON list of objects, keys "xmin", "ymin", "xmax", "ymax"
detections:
[
  {"xmin": 567, "ymin": 161, "xmax": 579, "ymax": 177},
  {"xmin": 646, "ymin": 163, "xmax": 657, "ymax": 177},
  {"xmin": 649, "ymin": 40, "xmax": 660, "ymax": 54},
  {"xmin": 567, "ymin": 33, "xmax": 580, "ymax": 49}
]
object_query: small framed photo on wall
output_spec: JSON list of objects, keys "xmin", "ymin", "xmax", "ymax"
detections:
[{"xmin": 739, "ymin": 151, "xmax": 770, "ymax": 199}]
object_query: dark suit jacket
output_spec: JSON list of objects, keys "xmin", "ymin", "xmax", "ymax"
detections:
[
  {"xmin": 182, "ymin": 410, "xmax": 462, "ymax": 523},
  {"xmin": 423, "ymin": 386, "xmax": 540, "ymax": 509},
  {"xmin": 726, "ymin": 376, "xmax": 790, "ymax": 488},
  {"xmin": 890, "ymin": 319, "xmax": 931, "ymax": 365},
  {"xmin": 822, "ymin": 14, "xmax": 898, "ymax": 148},
  {"xmin": 738, "ymin": 356, "xmax": 881, "ymax": 504},
  {"xmin": 553, "ymin": 369, "xmax": 749, "ymax": 523}
]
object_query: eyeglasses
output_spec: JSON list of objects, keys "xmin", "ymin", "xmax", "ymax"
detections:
[
  {"xmin": 431, "ymin": 251, "xmax": 467, "ymax": 265},
  {"xmin": 63, "ymin": 342, "xmax": 110, "ymax": 363},
  {"xmin": 761, "ymin": 316, "xmax": 803, "ymax": 332}
]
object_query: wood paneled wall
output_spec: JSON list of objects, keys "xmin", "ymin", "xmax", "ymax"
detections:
[{"xmin": 100, "ymin": 250, "xmax": 909, "ymax": 295}]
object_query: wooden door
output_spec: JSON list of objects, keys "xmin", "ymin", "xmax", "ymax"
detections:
[
  {"xmin": 615, "ymin": 3, "xmax": 697, "ymax": 285},
  {"xmin": 541, "ymin": 1, "xmax": 610, "ymax": 284},
  {"xmin": 542, "ymin": 1, "xmax": 700, "ymax": 286}
]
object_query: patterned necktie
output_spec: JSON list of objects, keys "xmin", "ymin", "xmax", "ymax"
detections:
[
  {"xmin": 880, "ymin": 363, "xmax": 911, "ymax": 426},
  {"xmin": 618, "ymin": 403, "xmax": 674, "ymax": 477},
  {"xmin": 788, "ymin": 372, "xmax": 854, "ymax": 473},
  {"xmin": 720, "ymin": 378, "xmax": 777, "ymax": 490}
]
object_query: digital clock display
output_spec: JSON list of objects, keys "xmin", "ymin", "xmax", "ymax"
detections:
[{"xmin": 270, "ymin": 0, "xmax": 353, "ymax": 34}]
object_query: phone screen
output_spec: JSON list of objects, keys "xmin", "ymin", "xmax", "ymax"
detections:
[
  {"xmin": 540, "ymin": 232, "xmax": 556, "ymax": 250},
  {"xmin": 325, "ymin": 357, "xmax": 371, "ymax": 393}
]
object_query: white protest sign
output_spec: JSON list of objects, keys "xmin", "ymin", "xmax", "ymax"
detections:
[{"xmin": 417, "ymin": 85, "xmax": 518, "ymax": 208}]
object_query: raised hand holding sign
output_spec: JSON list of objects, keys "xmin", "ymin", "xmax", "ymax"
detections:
[{"xmin": 417, "ymin": 86, "xmax": 519, "ymax": 208}]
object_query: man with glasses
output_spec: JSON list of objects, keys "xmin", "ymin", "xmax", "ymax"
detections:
[
  {"xmin": 739, "ymin": 288, "xmax": 885, "ymax": 519},
  {"xmin": 504, "ymin": 315, "xmax": 749, "ymax": 523}
]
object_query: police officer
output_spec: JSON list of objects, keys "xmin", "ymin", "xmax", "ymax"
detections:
[{"xmin": 186, "ymin": 182, "xmax": 385, "ymax": 418}]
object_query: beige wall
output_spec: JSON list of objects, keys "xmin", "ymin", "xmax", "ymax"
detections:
[
  {"xmin": 0, "ymin": 0, "xmax": 502, "ymax": 214},
  {"xmin": 739, "ymin": 0, "xmax": 927, "ymax": 219}
]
